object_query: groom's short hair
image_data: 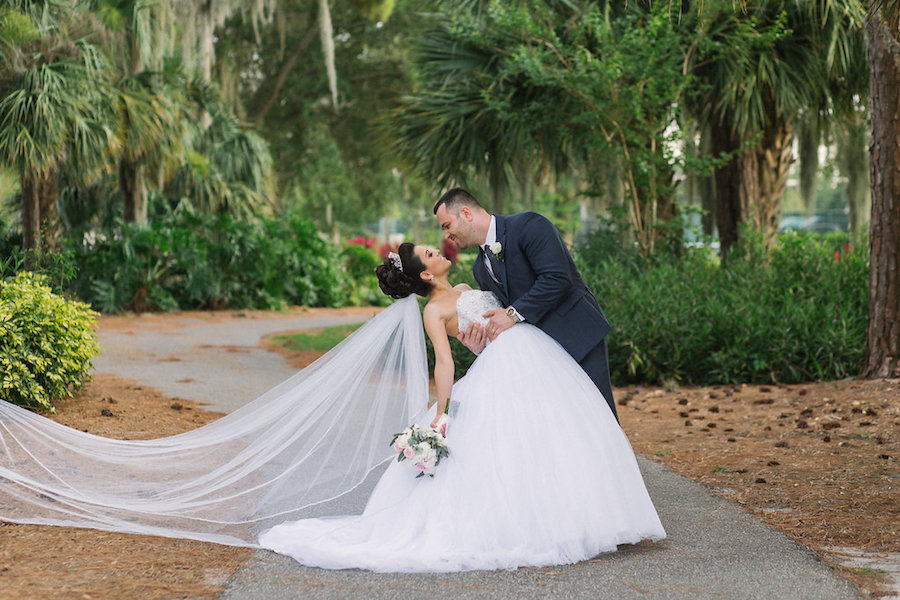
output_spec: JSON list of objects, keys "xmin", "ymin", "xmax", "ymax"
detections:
[{"xmin": 433, "ymin": 188, "xmax": 483, "ymax": 215}]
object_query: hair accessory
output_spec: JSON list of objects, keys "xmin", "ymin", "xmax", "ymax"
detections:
[{"xmin": 388, "ymin": 252, "xmax": 403, "ymax": 272}]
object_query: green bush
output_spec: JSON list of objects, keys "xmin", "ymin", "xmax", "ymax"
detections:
[
  {"xmin": 67, "ymin": 209, "xmax": 352, "ymax": 312},
  {"xmin": 0, "ymin": 272, "xmax": 101, "ymax": 412},
  {"xmin": 578, "ymin": 229, "xmax": 868, "ymax": 385},
  {"xmin": 341, "ymin": 244, "xmax": 392, "ymax": 307},
  {"xmin": 0, "ymin": 247, "xmax": 78, "ymax": 295}
]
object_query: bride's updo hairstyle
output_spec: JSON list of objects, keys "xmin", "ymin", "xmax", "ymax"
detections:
[{"xmin": 375, "ymin": 242, "xmax": 433, "ymax": 299}]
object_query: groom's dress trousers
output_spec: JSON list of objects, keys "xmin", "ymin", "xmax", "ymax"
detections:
[{"xmin": 473, "ymin": 212, "xmax": 618, "ymax": 421}]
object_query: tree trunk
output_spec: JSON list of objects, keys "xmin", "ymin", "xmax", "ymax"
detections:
[
  {"xmin": 699, "ymin": 172, "xmax": 717, "ymax": 237},
  {"xmin": 698, "ymin": 127, "xmax": 717, "ymax": 237},
  {"xmin": 863, "ymin": 7, "xmax": 900, "ymax": 378},
  {"xmin": 21, "ymin": 171, "xmax": 57, "ymax": 259},
  {"xmin": 121, "ymin": 23, "xmax": 148, "ymax": 227},
  {"xmin": 121, "ymin": 160, "xmax": 147, "ymax": 226},
  {"xmin": 754, "ymin": 115, "xmax": 794, "ymax": 248},
  {"xmin": 847, "ymin": 158, "xmax": 871, "ymax": 245},
  {"xmin": 710, "ymin": 119, "xmax": 756, "ymax": 257},
  {"xmin": 653, "ymin": 166, "xmax": 681, "ymax": 254},
  {"xmin": 836, "ymin": 110, "xmax": 871, "ymax": 245},
  {"xmin": 198, "ymin": 0, "xmax": 214, "ymax": 129},
  {"xmin": 489, "ymin": 167, "xmax": 506, "ymax": 214},
  {"xmin": 248, "ymin": 27, "xmax": 318, "ymax": 127},
  {"xmin": 798, "ymin": 113, "xmax": 819, "ymax": 215},
  {"xmin": 36, "ymin": 173, "xmax": 59, "ymax": 250},
  {"xmin": 198, "ymin": 0, "xmax": 214, "ymax": 83},
  {"xmin": 21, "ymin": 173, "xmax": 40, "ymax": 255}
]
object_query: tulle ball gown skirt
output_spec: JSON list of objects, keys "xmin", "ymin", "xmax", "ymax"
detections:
[{"xmin": 259, "ymin": 324, "xmax": 666, "ymax": 572}]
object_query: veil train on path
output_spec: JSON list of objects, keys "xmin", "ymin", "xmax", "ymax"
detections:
[{"xmin": 0, "ymin": 296, "xmax": 428, "ymax": 546}]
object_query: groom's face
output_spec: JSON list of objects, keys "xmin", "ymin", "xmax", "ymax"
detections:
[{"xmin": 436, "ymin": 204, "xmax": 479, "ymax": 249}]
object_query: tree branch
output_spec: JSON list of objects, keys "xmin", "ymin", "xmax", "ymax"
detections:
[{"xmin": 249, "ymin": 26, "xmax": 318, "ymax": 126}]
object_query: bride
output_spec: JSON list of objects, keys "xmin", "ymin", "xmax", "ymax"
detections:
[
  {"xmin": 258, "ymin": 243, "xmax": 665, "ymax": 571},
  {"xmin": 0, "ymin": 242, "xmax": 664, "ymax": 573}
]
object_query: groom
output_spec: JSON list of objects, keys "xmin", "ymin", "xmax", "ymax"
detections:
[{"xmin": 433, "ymin": 188, "xmax": 618, "ymax": 421}]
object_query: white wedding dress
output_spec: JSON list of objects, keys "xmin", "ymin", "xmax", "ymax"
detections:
[{"xmin": 258, "ymin": 290, "xmax": 665, "ymax": 572}]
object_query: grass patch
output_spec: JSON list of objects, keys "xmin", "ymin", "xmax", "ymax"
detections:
[
  {"xmin": 850, "ymin": 567, "xmax": 888, "ymax": 578},
  {"xmin": 271, "ymin": 323, "xmax": 363, "ymax": 352}
]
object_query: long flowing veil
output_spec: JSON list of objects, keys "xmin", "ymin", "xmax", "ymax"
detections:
[{"xmin": 0, "ymin": 295, "xmax": 429, "ymax": 547}]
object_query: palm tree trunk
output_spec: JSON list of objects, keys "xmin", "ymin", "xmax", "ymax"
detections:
[
  {"xmin": 37, "ymin": 179, "xmax": 57, "ymax": 251},
  {"xmin": 711, "ymin": 119, "xmax": 756, "ymax": 256},
  {"xmin": 798, "ymin": 113, "xmax": 819, "ymax": 215},
  {"xmin": 121, "ymin": 160, "xmax": 148, "ymax": 225},
  {"xmin": 21, "ymin": 173, "xmax": 40, "ymax": 256},
  {"xmin": 836, "ymin": 110, "xmax": 871, "ymax": 245},
  {"xmin": 21, "ymin": 171, "xmax": 57, "ymax": 259},
  {"xmin": 489, "ymin": 168, "xmax": 506, "ymax": 214},
  {"xmin": 694, "ymin": 126, "xmax": 717, "ymax": 236},
  {"xmin": 863, "ymin": 6, "xmax": 900, "ymax": 378},
  {"xmin": 754, "ymin": 115, "xmax": 794, "ymax": 247},
  {"xmin": 121, "ymin": 21, "xmax": 149, "ymax": 227},
  {"xmin": 847, "ymin": 159, "xmax": 871, "ymax": 245}
]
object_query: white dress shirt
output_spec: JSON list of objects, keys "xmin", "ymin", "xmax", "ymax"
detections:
[{"xmin": 482, "ymin": 216, "xmax": 525, "ymax": 323}]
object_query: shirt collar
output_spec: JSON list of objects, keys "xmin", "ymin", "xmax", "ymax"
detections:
[{"xmin": 483, "ymin": 215, "xmax": 497, "ymax": 248}]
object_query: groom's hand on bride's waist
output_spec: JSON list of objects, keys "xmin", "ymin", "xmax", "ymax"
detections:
[
  {"xmin": 457, "ymin": 322, "xmax": 487, "ymax": 355},
  {"xmin": 482, "ymin": 309, "xmax": 516, "ymax": 341}
]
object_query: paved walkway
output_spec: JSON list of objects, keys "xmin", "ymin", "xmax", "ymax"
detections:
[{"xmin": 93, "ymin": 312, "xmax": 862, "ymax": 600}]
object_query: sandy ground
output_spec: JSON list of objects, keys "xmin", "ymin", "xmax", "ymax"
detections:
[{"xmin": 615, "ymin": 378, "xmax": 899, "ymax": 598}]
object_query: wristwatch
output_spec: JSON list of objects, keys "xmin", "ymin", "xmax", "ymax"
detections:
[{"xmin": 506, "ymin": 306, "xmax": 524, "ymax": 323}]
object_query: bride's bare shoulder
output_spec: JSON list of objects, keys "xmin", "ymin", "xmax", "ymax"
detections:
[
  {"xmin": 453, "ymin": 283, "xmax": 473, "ymax": 291},
  {"xmin": 424, "ymin": 291, "xmax": 462, "ymax": 322}
]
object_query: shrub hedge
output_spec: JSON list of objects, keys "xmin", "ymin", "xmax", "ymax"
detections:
[
  {"xmin": 578, "ymin": 229, "xmax": 868, "ymax": 385},
  {"xmin": 67, "ymin": 210, "xmax": 352, "ymax": 313},
  {"xmin": 0, "ymin": 272, "xmax": 101, "ymax": 411}
]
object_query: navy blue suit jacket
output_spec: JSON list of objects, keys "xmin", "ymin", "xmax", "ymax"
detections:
[{"xmin": 474, "ymin": 212, "xmax": 611, "ymax": 363}]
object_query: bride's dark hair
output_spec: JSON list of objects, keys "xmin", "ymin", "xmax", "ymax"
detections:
[{"xmin": 375, "ymin": 242, "xmax": 432, "ymax": 299}]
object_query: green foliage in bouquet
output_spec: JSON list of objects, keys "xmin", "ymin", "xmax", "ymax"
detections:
[
  {"xmin": 0, "ymin": 272, "xmax": 101, "ymax": 412},
  {"xmin": 578, "ymin": 228, "xmax": 868, "ymax": 385}
]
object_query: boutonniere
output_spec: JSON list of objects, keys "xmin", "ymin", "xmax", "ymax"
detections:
[{"xmin": 489, "ymin": 241, "xmax": 503, "ymax": 261}]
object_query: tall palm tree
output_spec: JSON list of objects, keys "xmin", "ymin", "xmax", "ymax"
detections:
[
  {"xmin": 102, "ymin": 0, "xmax": 178, "ymax": 225},
  {"xmin": 389, "ymin": 20, "xmax": 540, "ymax": 213},
  {"xmin": 165, "ymin": 88, "xmax": 275, "ymax": 218},
  {"xmin": 392, "ymin": 1, "xmax": 695, "ymax": 255},
  {"xmin": 0, "ymin": 5, "xmax": 116, "ymax": 254},
  {"xmin": 112, "ymin": 72, "xmax": 183, "ymax": 225},
  {"xmin": 690, "ymin": 0, "xmax": 866, "ymax": 255}
]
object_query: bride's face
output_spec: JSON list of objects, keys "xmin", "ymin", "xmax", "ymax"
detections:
[{"xmin": 414, "ymin": 245, "xmax": 450, "ymax": 279}]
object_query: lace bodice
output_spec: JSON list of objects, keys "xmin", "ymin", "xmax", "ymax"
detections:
[{"xmin": 456, "ymin": 290, "xmax": 503, "ymax": 332}]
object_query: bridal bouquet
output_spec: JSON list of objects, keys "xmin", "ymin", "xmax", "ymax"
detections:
[{"xmin": 389, "ymin": 422, "xmax": 450, "ymax": 478}]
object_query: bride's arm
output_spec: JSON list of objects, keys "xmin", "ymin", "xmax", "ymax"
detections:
[{"xmin": 423, "ymin": 305, "xmax": 454, "ymax": 426}]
